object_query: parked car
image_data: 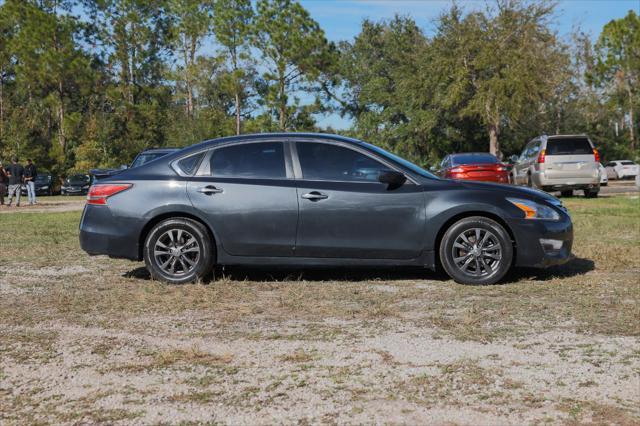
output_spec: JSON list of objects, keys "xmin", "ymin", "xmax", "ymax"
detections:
[
  {"xmin": 598, "ymin": 163, "xmax": 608, "ymax": 186},
  {"xmin": 61, "ymin": 174, "xmax": 92, "ymax": 195},
  {"xmin": 80, "ymin": 133, "xmax": 573, "ymax": 286},
  {"xmin": 511, "ymin": 135, "xmax": 600, "ymax": 198},
  {"xmin": 604, "ymin": 160, "xmax": 639, "ymax": 180},
  {"xmin": 21, "ymin": 172, "xmax": 62, "ymax": 196},
  {"xmin": 91, "ymin": 148, "xmax": 179, "ymax": 180},
  {"xmin": 437, "ymin": 153, "xmax": 509, "ymax": 183}
]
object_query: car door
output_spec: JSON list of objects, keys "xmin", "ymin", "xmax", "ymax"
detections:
[
  {"xmin": 186, "ymin": 141, "xmax": 298, "ymax": 257},
  {"xmin": 293, "ymin": 141, "xmax": 426, "ymax": 260},
  {"xmin": 513, "ymin": 144, "xmax": 530, "ymax": 184}
]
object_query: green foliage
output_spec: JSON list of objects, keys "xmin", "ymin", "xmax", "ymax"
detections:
[{"xmin": 0, "ymin": 0, "xmax": 636, "ymax": 174}]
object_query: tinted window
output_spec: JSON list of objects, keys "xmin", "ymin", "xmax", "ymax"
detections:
[
  {"xmin": 177, "ymin": 153, "xmax": 204, "ymax": 175},
  {"xmin": 451, "ymin": 153, "xmax": 499, "ymax": 165},
  {"xmin": 621, "ymin": 161, "xmax": 636, "ymax": 165},
  {"xmin": 297, "ymin": 143, "xmax": 392, "ymax": 182},
  {"xmin": 546, "ymin": 138, "xmax": 592, "ymax": 155},
  {"xmin": 68, "ymin": 174, "xmax": 90, "ymax": 184},
  {"xmin": 605, "ymin": 162, "xmax": 616, "ymax": 167},
  {"xmin": 131, "ymin": 152, "xmax": 171, "ymax": 168},
  {"xmin": 210, "ymin": 142, "xmax": 286, "ymax": 179}
]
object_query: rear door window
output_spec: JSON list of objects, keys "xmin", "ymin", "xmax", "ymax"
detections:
[
  {"xmin": 210, "ymin": 142, "xmax": 286, "ymax": 179},
  {"xmin": 546, "ymin": 138, "xmax": 592, "ymax": 155}
]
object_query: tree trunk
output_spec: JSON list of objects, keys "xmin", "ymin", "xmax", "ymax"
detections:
[
  {"xmin": 489, "ymin": 122, "xmax": 500, "ymax": 158},
  {"xmin": 57, "ymin": 81, "xmax": 66, "ymax": 152},
  {"xmin": 628, "ymin": 85, "xmax": 635, "ymax": 151},
  {"xmin": 235, "ymin": 92, "xmax": 241, "ymax": 135},
  {"xmin": 0, "ymin": 67, "xmax": 4, "ymax": 140},
  {"xmin": 279, "ymin": 76, "xmax": 286, "ymax": 131}
]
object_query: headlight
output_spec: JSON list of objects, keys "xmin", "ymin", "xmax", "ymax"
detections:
[
  {"xmin": 507, "ymin": 198, "xmax": 560, "ymax": 221},
  {"xmin": 41, "ymin": 185, "xmax": 49, "ymax": 190},
  {"xmin": 82, "ymin": 185, "xmax": 90, "ymax": 189}
]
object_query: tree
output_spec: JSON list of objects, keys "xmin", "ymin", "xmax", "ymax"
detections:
[
  {"xmin": 85, "ymin": 0, "xmax": 173, "ymax": 161},
  {"xmin": 592, "ymin": 10, "xmax": 639, "ymax": 151},
  {"xmin": 431, "ymin": 1, "xmax": 567, "ymax": 157},
  {"xmin": 253, "ymin": 0, "xmax": 332, "ymax": 130},
  {"xmin": 167, "ymin": 0, "xmax": 213, "ymax": 118},
  {"xmin": 213, "ymin": 0, "xmax": 254, "ymax": 135}
]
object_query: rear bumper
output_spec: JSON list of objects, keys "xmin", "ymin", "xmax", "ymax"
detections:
[
  {"xmin": 79, "ymin": 205, "xmax": 142, "ymax": 260},
  {"xmin": 507, "ymin": 214, "xmax": 573, "ymax": 268},
  {"xmin": 532, "ymin": 171, "xmax": 599, "ymax": 190}
]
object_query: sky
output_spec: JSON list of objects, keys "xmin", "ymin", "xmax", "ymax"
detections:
[{"xmin": 300, "ymin": 0, "xmax": 639, "ymax": 129}]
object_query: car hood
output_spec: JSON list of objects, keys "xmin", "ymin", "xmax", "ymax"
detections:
[{"xmin": 453, "ymin": 180, "xmax": 561, "ymax": 204}]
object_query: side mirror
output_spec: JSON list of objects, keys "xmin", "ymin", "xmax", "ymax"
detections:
[
  {"xmin": 429, "ymin": 166, "xmax": 438, "ymax": 172},
  {"xmin": 510, "ymin": 155, "xmax": 519, "ymax": 163},
  {"xmin": 378, "ymin": 170, "xmax": 407, "ymax": 190}
]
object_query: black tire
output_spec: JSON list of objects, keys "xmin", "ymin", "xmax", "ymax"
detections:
[
  {"xmin": 560, "ymin": 190, "xmax": 573, "ymax": 197},
  {"xmin": 526, "ymin": 174, "xmax": 533, "ymax": 187},
  {"xmin": 143, "ymin": 218, "xmax": 214, "ymax": 284},
  {"xmin": 439, "ymin": 216, "xmax": 513, "ymax": 285},
  {"xmin": 584, "ymin": 188, "xmax": 599, "ymax": 198}
]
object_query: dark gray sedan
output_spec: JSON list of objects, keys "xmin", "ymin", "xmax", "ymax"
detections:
[{"xmin": 79, "ymin": 133, "xmax": 573, "ymax": 285}]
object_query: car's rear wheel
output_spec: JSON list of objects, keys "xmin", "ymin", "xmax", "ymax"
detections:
[
  {"xmin": 143, "ymin": 218, "xmax": 214, "ymax": 284},
  {"xmin": 560, "ymin": 190, "xmax": 573, "ymax": 197},
  {"xmin": 584, "ymin": 188, "xmax": 599, "ymax": 198},
  {"xmin": 439, "ymin": 217, "xmax": 513, "ymax": 285}
]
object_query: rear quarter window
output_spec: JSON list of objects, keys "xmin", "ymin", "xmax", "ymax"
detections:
[{"xmin": 546, "ymin": 138, "xmax": 593, "ymax": 155}]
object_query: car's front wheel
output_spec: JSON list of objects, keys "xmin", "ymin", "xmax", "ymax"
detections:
[
  {"xmin": 439, "ymin": 216, "xmax": 513, "ymax": 285},
  {"xmin": 143, "ymin": 218, "xmax": 214, "ymax": 284}
]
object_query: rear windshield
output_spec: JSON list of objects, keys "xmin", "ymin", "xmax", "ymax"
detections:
[
  {"xmin": 621, "ymin": 161, "xmax": 636, "ymax": 165},
  {"xmin": 546, "ymin": 138, "xmax": 592, "ymax": 155},
  {"xmin": 451, "ymin": 153, "xmax": 499, "ymax": 165}
]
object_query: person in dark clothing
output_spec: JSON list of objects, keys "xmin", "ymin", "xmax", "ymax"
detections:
[
  {"xmin": 0, "ymin": 162, "xmax": 8, "ymax": 206},
  {"xmin": 6, "ymin": 156, "xmax": 24, "ymax": 207},
  {"xmin": 24, "ymin": 158, "xmax": 38, "ymax": 205}
]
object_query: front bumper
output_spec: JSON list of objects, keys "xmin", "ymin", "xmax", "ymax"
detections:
[
  {"xmin": 507, "ymin": 214, "xmax": 573, "ymax": 268},
  {"xmin": 62, "ymin": 186, "xmax": 89, "ymax": 195}
]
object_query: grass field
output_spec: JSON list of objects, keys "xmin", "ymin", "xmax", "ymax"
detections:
[{"xmin": 1, "ymin": 196, "xmax": 639, "ymax": 424}]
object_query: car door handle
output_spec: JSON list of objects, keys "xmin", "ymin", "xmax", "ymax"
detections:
[
  {"xmin": 301, "ymin": 191, "xmax": 328, "ymax": 201},
  {"xmin": 197, "ymin": 185, "xmax": 224, "ymax": 195}
]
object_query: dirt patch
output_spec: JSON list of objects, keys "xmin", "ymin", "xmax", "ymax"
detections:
[{"xmin": 0, "ymin": 198, "xmax": 85, "ymax": 214}]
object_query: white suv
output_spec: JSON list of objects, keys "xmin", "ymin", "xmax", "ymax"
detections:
[{"xmin": 511, "ymin": 135, "xmax": 600, "ymax": 198}]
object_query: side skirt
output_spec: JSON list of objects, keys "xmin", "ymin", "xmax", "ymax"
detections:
[{"xmin": 216, "ymin": 250, "xmax": 436, "ymax": 270}]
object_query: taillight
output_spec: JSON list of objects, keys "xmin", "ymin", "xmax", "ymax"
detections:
[
  {"xmin": 449, "ymin": 167, "xmax": 465, "ymax": 173},
  {"xmin": 593, "ymin": 148, "xmax": 600, "ymax": 162},
  {"xmin": 537, "ymin": 149, "xmax": 546, "ymax": 164},
  {"xmin": 87, "ymin": 184, "xmax": 132, "ymax": 205}
]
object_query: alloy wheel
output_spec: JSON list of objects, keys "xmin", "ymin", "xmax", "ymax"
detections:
[
  {"xmin": 153, "ymin": 229, "xmax": 201, "ymax": 277},
  {"xmin": 451, "ymin": 228, "xmax": 502, "ymax": 277}
]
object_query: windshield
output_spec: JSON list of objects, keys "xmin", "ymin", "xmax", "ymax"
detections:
[
  {"xmin": 451, "ymin": 153, "xmax": 499, "ymax": 165},
  {"xmin": 35, "ymin": 175, "xmax": 51, "ymax": 183},
  {"xmin": 131, "ymin": 152, "xmax": 170, "ymax": 168},
  {"xmin": 361, "ymin": 142, "xmax": 438, "ymax": 179},
  {"xmin": 67, "ymin": 174, "xmax": 89, "ymax": 184}
]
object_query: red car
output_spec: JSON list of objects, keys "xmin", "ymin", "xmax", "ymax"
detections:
[{"xmin": 438, "ymin": 153, "xmax": 510, "ymax": 183}]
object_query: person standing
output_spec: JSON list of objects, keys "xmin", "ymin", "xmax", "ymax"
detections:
[
  {"xmin": 6, "ymin": 156, "xmax": 24, "ymax": 207},
  {"xmin": 0, "ymin": 162, "xmax": 8, "ymax": 206},
  {"xmin": 24, "ymin": 158, "xmax": 38, "ymax": 205}
]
